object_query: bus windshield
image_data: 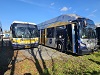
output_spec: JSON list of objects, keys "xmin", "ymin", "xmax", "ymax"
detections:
[
  {"xmin": 81, "ymin": 28, "xmax": 95, "ymax": 39},
  {"xmin": 85, "ymin": 19, "xmax": 95, "ymax": 26},
  {"xmin": 12, "ymin": 24, "xmax": 38, "ymax": 38},
  {"xmin": 81, "ymin": 19, "xmax": 95, "ymax": 39}
]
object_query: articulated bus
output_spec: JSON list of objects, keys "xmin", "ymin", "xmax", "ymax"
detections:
[
  {"xmin": 38, "ymin": 14, "xmax": 97, "ymax": 55},
  {"xmin": 96, "ymin": 24, "xmax": 100, "ymax": 48},
  {"xmin": 10, "ymin": 21, "xmax": 39, "ymax": 49}
]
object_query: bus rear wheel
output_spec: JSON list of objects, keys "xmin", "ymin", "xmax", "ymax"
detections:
[{"xmin": 57, "ymin": 43, "xmax": 64, "ymax": 52}]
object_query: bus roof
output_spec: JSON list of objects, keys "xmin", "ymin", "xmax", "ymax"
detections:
[
  {"xmin": 12, "ymin": 21, "xmax": 36, "ymax": 25},
  {"xmin": 37, "ymin": 14, "xmax": 82, "ymax": 29},
  {"xmin": 47, "ymin": 22, "xmax": 72, "ymax": 28}
]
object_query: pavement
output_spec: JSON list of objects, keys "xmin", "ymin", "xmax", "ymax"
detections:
[
  {"xmin": 0, "ymin": 40, "xmax": 71, "ymax": 75},
  {"xmin": 18, "ymin": 45, "xmax": 68, "ymax": 60}
]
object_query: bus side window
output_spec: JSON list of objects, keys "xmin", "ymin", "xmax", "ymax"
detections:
[
  {"xmin": 56, "ymin": 26, "xmax": 65, "ymax": 38},
  {"xmin": 47, "ymin": 27, "xmax": 54, "ymax": 38}
]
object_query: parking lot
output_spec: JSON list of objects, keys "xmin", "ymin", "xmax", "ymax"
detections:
[{"xmin": 0, "ymin": 40, "xmax": 71, "ymax": 75}]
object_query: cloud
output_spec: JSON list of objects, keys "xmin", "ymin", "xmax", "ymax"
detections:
[
  {"xmin": 60, "ymin": 7, "xmax": 68, "ymax": 11},
  {"xmin": 92, "ymin": 9, "xmax": 97, "ymax": 13},
  {"xmin": 88, "ymin": 14, "xmax": 96, "ymax": 17},
  {"xmin": 51, "ymin": 3, "xmax": 55, "ymax": 6}
]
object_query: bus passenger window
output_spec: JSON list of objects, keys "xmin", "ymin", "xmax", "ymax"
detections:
[
  {"xmin": 47, "ymin": 28, "xmax": 54, "ymax": 38},
  {"xmin": 56, "ymin": 26, "xmax": 65, "ymax": 38}
]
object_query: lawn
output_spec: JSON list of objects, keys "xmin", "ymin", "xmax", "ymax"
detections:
[{"xmin": 49, "ymin": 51, "xmax": 100, "ymax": 75}]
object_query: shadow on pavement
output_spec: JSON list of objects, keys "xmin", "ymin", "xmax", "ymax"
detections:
[
  {"xmin": 31, "ymin": 48, "xmax": 50, "ymax": 75},
  {"xmin": 10, "ymin": 50, "xmax": 18, "ymax": 75},
  {"xmin": 26, "ymin": 46, "xmax": 50, "ymax": 75},
  {"xmin": 44, "ymin": 47, "xmax": 55, "ymax": 75},
  {"xmin": 0, "ymin": 40, "xmax": 14, "ymax": 75}
]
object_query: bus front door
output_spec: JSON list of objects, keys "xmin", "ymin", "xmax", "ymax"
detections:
[
  {"xmin": 66, "ymin": 24, "xmax": 78, "ymax": 54},
  {"xmin": 96, "ymin": 27, "xmax": 100, "ymax": 47},
  {"xmin": 74, "ymin": 25, "xmax": 79, "ymax": 53}
]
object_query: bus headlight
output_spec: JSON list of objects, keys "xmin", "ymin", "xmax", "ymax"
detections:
[{"xmin": 80, "ymin": 43, "xmax": 86, "ymax": 48}]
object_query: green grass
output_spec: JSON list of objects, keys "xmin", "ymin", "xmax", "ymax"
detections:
[{"xmin": 47, "ymin": 51, "xmax": 100, "ymax": 75}]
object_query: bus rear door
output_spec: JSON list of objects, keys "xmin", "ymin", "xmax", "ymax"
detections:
[{"xmin": 41, "ymin": 29, "xmax": 45, "ymax": 45}]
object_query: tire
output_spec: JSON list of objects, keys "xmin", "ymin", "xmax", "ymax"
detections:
[{"xmin": 57, "ymin": 43, "xmax": 64, "ymax": 52}]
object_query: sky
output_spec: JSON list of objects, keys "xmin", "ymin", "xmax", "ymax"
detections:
[{"xmin": 0, "ymin": 0, "xmax": 100, "ymax": 31}]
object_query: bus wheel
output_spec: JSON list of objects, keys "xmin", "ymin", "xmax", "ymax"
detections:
[{"xmin": 57, "ymin": 43, "xmax": 62, "ymax": 52}]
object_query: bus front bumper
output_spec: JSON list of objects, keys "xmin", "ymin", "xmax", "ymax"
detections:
[
  {"xmin": 25, "ymin": 43, "xmax": 39, "ymax": 48},
  {"xmin": 78, "ymin": 47, "xmax": 92, "ymax": 55},
  {"xmin": 12, "ymin": 44, "xmax": 25, "ymax": 49},
  {"xmin": 12, "ymin": 43, "xmax": 39, "ymax": 49}
]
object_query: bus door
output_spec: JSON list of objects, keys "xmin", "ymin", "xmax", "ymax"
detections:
[
  {"xmin": 96, "ymin": 27, "xmax": 100, "ymax": 46},
  {"xmin": 66, "ymin": 24, "xmax": 76, "ymax": 53},
  {"xmin": 46, "ymin": 27, "xmax": 55, "ymax": 48},
  {"xmin": 41, "ymin": 29, "xmax": 45, "ymax": 45},
  {"xmin": 74, "ymin": 24, "xmax": 79, "ymax": 53},
  {"xmin": 66, "ymin": 24, "xmax": 72, "ymax": 52},
  {"xmin": 38, "ymin": 30, "xmax": 41, "ymax": 44}
]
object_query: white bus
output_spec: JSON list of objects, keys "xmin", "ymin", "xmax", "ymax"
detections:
[{"xmin": 10, "ymin": 21, "xmax": 39, "ymax": 49}]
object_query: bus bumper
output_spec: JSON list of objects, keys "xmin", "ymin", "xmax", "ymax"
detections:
[
  {"xmin": 12, "ymin": 43, "xmax": 39, "ymax": 49},
  {"xmin": 30, "ymin": 43, "xmax": 39, "ymax": 48},
  {"xmin": 78, "ymin": 49, "xmax": 92, "ymax": 55},
  {"xmin": 12, "ymin": 44, "xmax": 25, "ymax": 49},
  {"xmin": 78, "ymin": 47, "xmax": 92, "ymax": 55},
  {"xmin": 24, "ymin": 43, "xmax": 39, "ymax": 48}
]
